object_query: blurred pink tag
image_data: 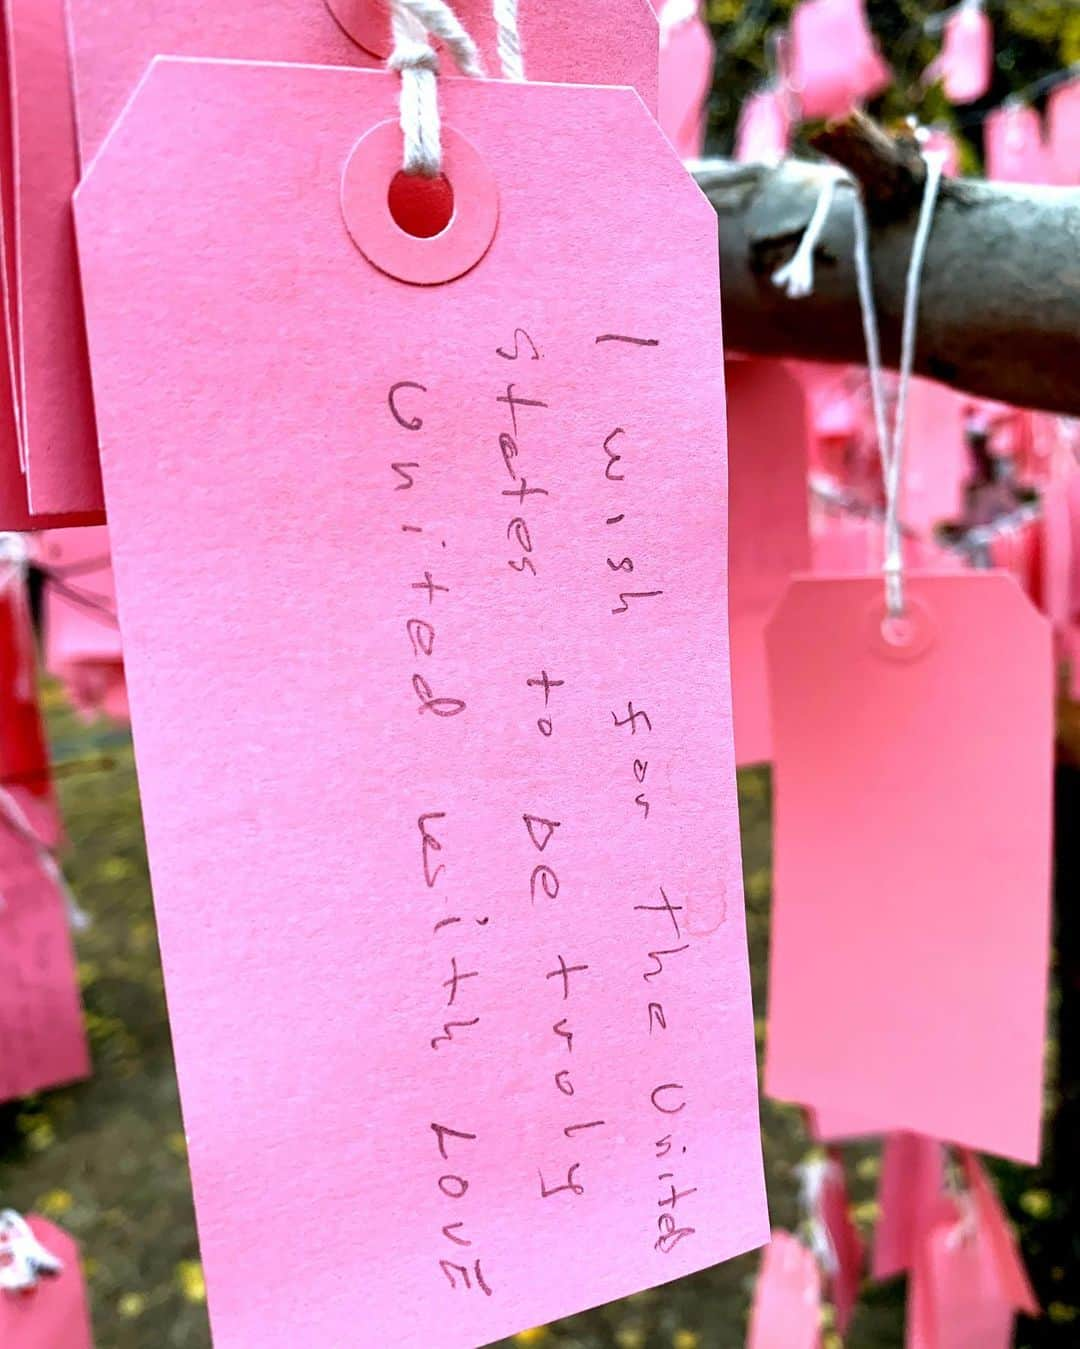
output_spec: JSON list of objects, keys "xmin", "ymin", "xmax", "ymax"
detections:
[
  {"xmin": 656, "ymin": 1, "xmax": 714, "ymax": 159},
  {"xmin": 789, "ymin": 0, "xmax": 890, "ymax": 120},
  {"xmin": 0, "ymin": 1217, "xmax": 93, "ymax": 1349},
  {"xmin": 735, "ymin": 90, "xmax": 790, "ymax": 164},
  {"xmin": 0, "ymin": 582, "xmax": 61, "ymax": 850},
  {"xmin": 0, "ymin": 822, "xmax": 90, "ymax": 1103},
  {"xmin": 872, "ymin": 1132, "xmax": 945, "ymax": 1280},
  {"xmin": 35, "ymin": 527, "xmax": 125, "ymax": 723},
  {"xmin": 747, "ymin": 1231, "xmax": 822, "ymax": 1349},
  {"xmin": 726, "ymin": 360, "xmax": 810, "ymax": 766},
  {"xmin": 959, "ymin": 1150, "xmax": 1038, "ymax": 1316},
  {"xmin": 902, "ymin": 378, "xmax": 968, "ymax": 535},
  {"xmin": 1040, "ymin": 473, "xmax": 1080, "ymax": 633},
  {"xmin": 36, "ymin": 527, "xmax": 121, "ymax": 661},
  {"xmin": 938, "ymin": 3, "xmax": 992, "ymax": 105},
  {"xmin": 75, "ymin": 62, "xmax": 766, "ymax": 1347},
  {"xmin": 6, "ymin": 0, "xmax": 104, "ymax": 519},
  {"xmin": 67, "ymin": 0, "xmax": 659, "ymax": 167},
  {"xmin": 766, "ymin": 574, "xmax": 1053, "ymax": 1162},
  {"xmin": 820, "ymin": 1153, "xmax": 863, "ymax": 1334},
  {"xmin": 912, "ymin": 1209, "xmax": 1014, "ymax": 1349},
  {"xmin": 984, "ymin": 104, "xmax": 1050, "ymax": 183},
  {"xmin": 1047, "ymin": 77, "xmax": 1080, "ymax": 185}
]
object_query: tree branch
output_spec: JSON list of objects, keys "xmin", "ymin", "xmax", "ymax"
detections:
[{"xmin": 694, "ymin": 121, "xmax": 1080, "ymax": 416}]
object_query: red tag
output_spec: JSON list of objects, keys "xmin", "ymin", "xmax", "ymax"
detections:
[
  {"xmin": 726, "ymin": 359, "xmax": 810, "ymax": 765},
  {"xmin": 819, "ymin": 1151, "xmax": 863, "ymax": 1334},
  {"xmin": 0, "ymin": 821, "xmax": 90, "ymax": 1103},
  {"xmin": 766, "ymin": 574, "xmax": 1053, "ymax": 1162},
  {"xmin": 0, "ymin": 1218, "xmax": 93, "ymax": 1349},
  {"xmin": 872, "ymin": 1132, "xmax": 945, "ymax": 1280},
  {"xmin": 0, "ymin": 580, "xmax": 60, "ymax": 849},
  {"xmin": 747, "ymin": 1231, "xmax": 822, "ymax": 1349}
]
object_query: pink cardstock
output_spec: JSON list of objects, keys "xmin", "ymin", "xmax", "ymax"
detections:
[
  {"xmin": 910, "ymin": 1206, "xmax": 1015, "ymax": 1349},
  {"xmin": 66, "ymin": 0, "xmax": 659, "ymax": 168},
  {"xmin": 0, "ymin": 821, "xmax": 90, "ymax": 1103},
  {"xmin": 872, "ymin": 1132, "xmax": 945, "ymax": 1280},
  {"xmin": 984, "ymin": 104, "xmax": 1050, "ymax": 184},
  {"xmin": 1047, "ymin": 77, "xmax": 1080, "ymax": 185},
  {"xmin": 937, "ymin": 3, "xmax": 992, "ymax": 105},
  {"xmin": 726, "ymin": 359, "xmax": 810, "ymax": 766},
  {"xmin": 656, "ymin": 2, "xmax": 714, "ymax": 160},
  {"xmin": 789, "ymin": 0, "xmax": 890, "ymax": 120},
  {"xmin": 734, "ymin": 90, "xmax": 790, "ymax": 165},
  {"xmin": 765, "ymin": 574, "xmax": 1053, "ymax": 1163},
  {"xmin": 6, "ymin": 0, "xmax": 104, "ymax": 518},
  {"xmin": 74, "ymin": 61, "xmax": 766, "ymax": 1347},
  {"xmin": 0, "ymin": 1217, "xmax": 93, "ymax": 1349},
  {"xmin": 747, "ymin": 1231, "xmax": 822, "ymax": 1349}
]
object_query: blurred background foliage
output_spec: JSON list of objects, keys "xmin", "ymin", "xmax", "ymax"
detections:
[
  {"xmin": 704, "ymin": 0, "xmax": 1078, "ymax": 172},
  {"xmin": 1, "ymin": 3, "xmax": 1076, "ymax": 1347}
]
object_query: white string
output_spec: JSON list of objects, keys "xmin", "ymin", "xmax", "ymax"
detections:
[
  {"xmin": 771, "ymin": 172, "xmax": 840, "ymax": 298},
  {"xmin": 0, "ymin": 784, "xmax": 91, "ymax": 930},
  {"xmin": 387, "ymin": 0, "xmax": 524, "ymax": 177},
  {"xmin": 849, "ymin": 150, "xmax": 946, "ymax": 615},
  {"xmin": 493, "ymin": 0, "xmax": 525, "ymax": 82},
  {"xmin": 0, "ymin": 1210, "xmax": 63, "ymax": 1293},
  {"xmin": 387, "ymin": 0, "xmax": 484, "ymax": 178}
]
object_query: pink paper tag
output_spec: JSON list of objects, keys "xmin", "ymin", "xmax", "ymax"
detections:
[
  {"xmin": 984, "ymin": 104, "xmax": 1050, "ymax": 184},
  {"xmin": 5, "ymin": 0, "xmax": 104, "ymax": 519},
  {"xmin": 0, "ymin": 821, "xmax": 90, "ymax": 1103},
  {"xmin": 789, "ymin": 0, "xmax": 890, "ymax": 120},
  {"xmin": 1040, "ymin": 472, "xmax": 1080, "ymax": 634},
  {"xmin": 819, "ymin": 1152, "xmax": 863, "ymax": 1333},
  {"xmin": 655, "ymin": 2, "xmax": 714, "ymax": 160},
  {"xmin": 75, "ymin": 61, "xmax": 766, "ymax": 1346},
  {"xmin": 735, "ymin": 90, "xmax": 791, "ymax": 165},
  {"xmin": 1047, "ymin": 76, "xmax": 1080, "ymax": 186},
  {"xmin": 0, "ymin": 581, "xmax": 61, "ymax": 849},
  {"xmin": 765, "ymin": 574, "xmax": 1053, "ymax": 1162},
  {"xmin": 35, "ymin": 528, "xmax": 121, "ymax": 657},
  {"xmin": 959, "ymin": 1150, "xmax": 1038, "ymax": 1316},
  {"xmin": 0, "ymin": 1217, "xmax": 93, "ymax": 1349},
  {"xmin": 872, "ymin": 1132, "xmax": 945, "ymax": 1280},
  {"xmin": 726, "ymin": 359, "xmax": 810, "ymax": 765},
  {"xmin": 938, "ymin": 3, "xmax": 992, "ymax": 105},
  {"xmin": 902, "ymin": 378, "xmax": 968, "ymax": 536},
  {"xmin": 67, "ymin": 0, "xmax": 659, "ymax": 167},
  {"xmin": 747, "ymin": 1231, "xmax": 822, "ymax": 1349},
  {"xmin": 911, "ymin": 1206, "xmax": 1015, "ymax": 1349}
]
